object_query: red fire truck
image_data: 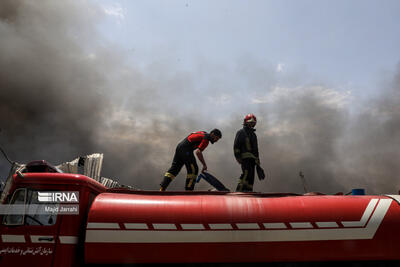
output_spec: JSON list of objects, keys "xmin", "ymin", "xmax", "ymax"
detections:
[{"xmin": 1, "ymin": 160, "xmax": 400, "ymax": 266}]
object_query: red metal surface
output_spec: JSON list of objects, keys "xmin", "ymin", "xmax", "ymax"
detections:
[
  {"xmin": 2, "ymin": 172, "xmax": 399, "ymax": 265},
  {"xmin": 84, "ymin": 192, "xmax": 400, "ymax": 263},
  {"xmin": 0, "ymin": 173, "xmax": 106, "ymax": 267}
]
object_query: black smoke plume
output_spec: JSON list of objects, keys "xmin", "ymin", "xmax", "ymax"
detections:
[{"xmin": 1, "ymin": 0, "xmax": 399, "ymax": 194}]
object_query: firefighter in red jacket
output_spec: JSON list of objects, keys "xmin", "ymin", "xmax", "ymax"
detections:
[
  {"xmin": 160, "ymin": 129, "xmax": 222, "ymax": 191},
  {"xmin": 234, "ymin": 114, "xmax": 265, "ymax": 192}
]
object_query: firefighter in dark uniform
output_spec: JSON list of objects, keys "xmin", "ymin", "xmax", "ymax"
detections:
[
  {"xmin": 160, "ymin": 129, "xmax": 222, "ymax": 191},
  {"xmin": 234, "ymin": 114, "xmax": 265, "ymax": 192}
]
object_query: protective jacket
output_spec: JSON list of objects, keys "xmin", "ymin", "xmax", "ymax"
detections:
[
  {"xmin": 234, "ymin": 126, "xmax": 259, "ymax": 162},
  {"xmin": 178, "ymin": 131, "xmax": 211, "ymax": 151}
]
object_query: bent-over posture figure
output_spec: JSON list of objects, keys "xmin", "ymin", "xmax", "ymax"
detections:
[{"xmin": 160, "ymin": 129, "xmax": 222, "ymax": 191}]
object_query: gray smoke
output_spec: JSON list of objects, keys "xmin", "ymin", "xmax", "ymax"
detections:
[
  {"xmin": 1, "ymin": 0, "xmax": 399, "ymax": 194},
  {"xmin": 0, "ymin": 0, "xmax": 109, "ymax": 162}
]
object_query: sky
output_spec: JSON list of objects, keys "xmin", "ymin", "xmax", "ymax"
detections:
[
  {"xmin": 0, "ymin": 0, "xmax": 399, "ymax": 195},
  {"xmin": 98, "ymin": 0, "xmax": 400, "ymax": 93}
]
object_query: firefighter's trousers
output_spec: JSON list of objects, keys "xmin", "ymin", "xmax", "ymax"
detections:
[
  {"xmin": 161, "ymin": 146, "xmax": 198, "ymax": 191},
  {"xmin": 236, "ymin": 158, "xmax": 256, "ymax": 192}
]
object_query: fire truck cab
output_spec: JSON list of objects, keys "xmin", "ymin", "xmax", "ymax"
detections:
[{"xmin": 0, "ymin": 170, "xmax": 106, "ymax": 267}]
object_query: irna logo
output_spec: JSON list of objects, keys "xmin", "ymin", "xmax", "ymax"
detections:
[{"xmin": 38, "ymin": 191, "xmax": 79, "ymax": 203}]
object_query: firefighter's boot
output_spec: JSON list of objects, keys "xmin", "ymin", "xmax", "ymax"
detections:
[
  {"xmin": 160, "ymin": 173, "xmax": 175, "ymax": 191},
  {"xmin": 236, "ymin": 173, "xmax": 253, "ymax": 192},
  {"xmin": 236, "ymin": 181, "xmax": 253, "ymax": 192},
  {"xmin": 185, "ymin": 174, "xmax": 197, "ymax": 191}
]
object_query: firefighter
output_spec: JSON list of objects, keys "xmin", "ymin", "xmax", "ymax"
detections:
[
  {"xmin": 160, "ymin": 129, "xmax": 222, "ymax": 191},
  {"xmin": 234, "ymin": 114, "xmax": 265, "ymax": 192}
]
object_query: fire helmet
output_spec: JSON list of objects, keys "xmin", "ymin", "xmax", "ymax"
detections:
[{"xmin": 244, "ymin": 113, "xmax": 257, "ymax": 126}]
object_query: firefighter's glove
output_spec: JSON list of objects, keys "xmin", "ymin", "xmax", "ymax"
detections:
[
  {"xmin": 256, "ymin": 165, "xmax": 265, "ymax": 180},
  {"xmin": 201, "ymin": 164, "xmax": 208, "ymax": 173}
]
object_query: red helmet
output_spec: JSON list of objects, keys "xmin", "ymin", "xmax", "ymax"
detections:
[{"xmin": 244, "ymin": 113, "xmax": 257, "ymax": 126}]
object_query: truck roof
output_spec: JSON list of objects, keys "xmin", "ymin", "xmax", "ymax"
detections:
[
  {"xmin": 84, "ymin": 193, "xmax": 399, "ymax": 264},
  {"xmin": 86, "ymin": 191, "xmax": 353, "ymax": 226}
]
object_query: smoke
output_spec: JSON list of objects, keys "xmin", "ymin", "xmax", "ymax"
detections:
[
  {"xmin": 1, "ymin": 0, "xmax": 399, "ymax": 194},
  {"xmin": 0, "ymin": 0, "xmax": 109, "ymax": 161},
  {"xmin": 335, "ymin": 67, "xmax": 400, "ymax": 193}
]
